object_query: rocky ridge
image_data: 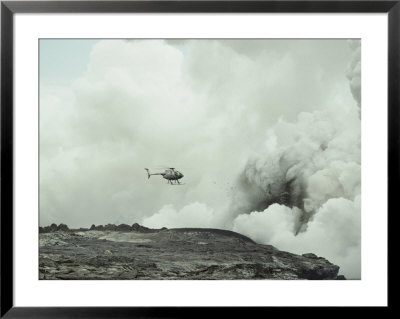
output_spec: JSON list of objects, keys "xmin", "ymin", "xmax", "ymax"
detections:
[{"xmin": 39, "ymin": 223, "xmax": 342, "ymax": 280}]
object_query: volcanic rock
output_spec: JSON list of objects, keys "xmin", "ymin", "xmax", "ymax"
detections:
[
  {"xmin": 131, "ymin": 223, "xmax": 154, "ymax": 233},
  {"xmin": 39, "ymin": 224, "xmax": 341, "ymax": 280},
  {"xmin": 40, "ymin": 223, "xmax": 70, "ymax": 233},
  {"xmin": 57, "ymin": 223, "xmax": 70, "ymax": 232},
  {"xmin": 302, "ymin": 253, "xmax": 319, "ymax": 259},
  {"xmin": 115, "ymin": 224, "xmax": 132, "ymax": 231}
]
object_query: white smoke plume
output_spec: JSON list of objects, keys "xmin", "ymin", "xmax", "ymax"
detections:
[
  {"xmin": 346, "ymin": 40, "xmax": 361, "ymax": 107},
  {"xmin": 229, "ymin": 105, "xmax": 361, "ymax": 278},
  {"xmin": 225, "ymin": 40, "xmax": 361, "ymax": 278},
  {"xmin": 233, "ymin": 196, "xmax": 361, "ymax": 279},
  {"xmin": 230, "ymin": 106, "xmax": 360, "ymax": 216},
  {"xmin": 143, "ymin": 202, "xmax": 223, "ymax": 229}
]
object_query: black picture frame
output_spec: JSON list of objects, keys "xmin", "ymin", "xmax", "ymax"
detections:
[{"xmin": 1, "ymin": 0, "xmax": 396, "ymax": 317}]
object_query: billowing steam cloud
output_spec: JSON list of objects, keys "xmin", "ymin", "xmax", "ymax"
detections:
[
  {"xmin": 142, "ymin": 202, "xmax": 220, "ymax": 229},
  {"xmin": 347, "ymin": 40, "xmax": 361, "ymax": 107},
  {"xmin": 230, "ymin": 106, "xmax": 360, "ymax": 217},
  {"xmin": 229, "ymin": 105, "xmax": 361, "ymax": 278},
  {"xmin": 227, "ymin": 41, "xmax": 361, "ymax": 278}
]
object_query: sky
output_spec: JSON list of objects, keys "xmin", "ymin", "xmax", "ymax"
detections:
[
  {"xmin": 40, "ymin": 39, "xmax": 361, "ymax": 278},
  {"xmin": 40, "ymin": 39, "xmax": 99, "ymax": 85}
]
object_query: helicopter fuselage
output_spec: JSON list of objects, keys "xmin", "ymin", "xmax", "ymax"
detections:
[{"xmin": 162, "ymin": 169, "xmax": 184, "ymax": 181}]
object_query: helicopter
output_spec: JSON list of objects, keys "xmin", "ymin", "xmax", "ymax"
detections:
[{"xmin": 144, "ymin": 167, "xmax": 184, "ymax": 185}]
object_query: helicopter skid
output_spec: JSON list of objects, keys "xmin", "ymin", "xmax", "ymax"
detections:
[{"xmin": 168, "ymin": 180, "xmax": 185, "ymax": 185}]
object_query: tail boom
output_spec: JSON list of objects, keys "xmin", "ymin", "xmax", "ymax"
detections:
[{"xmin": 144, "ymin": 168, "xmax": 164, "ymax": 179}]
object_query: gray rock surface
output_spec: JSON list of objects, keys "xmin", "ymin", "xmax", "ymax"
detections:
[{"xmin": 39, "ymin": 225, "xmax": 340, "ymax": 280}]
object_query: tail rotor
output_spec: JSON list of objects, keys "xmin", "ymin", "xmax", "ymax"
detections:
[{"xmin": 144, "ymin": 168, "xmax": 151, "ymax": 179}]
